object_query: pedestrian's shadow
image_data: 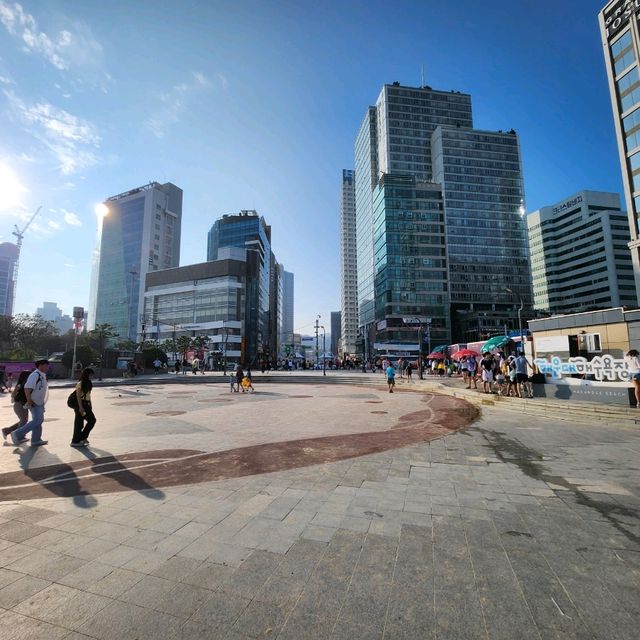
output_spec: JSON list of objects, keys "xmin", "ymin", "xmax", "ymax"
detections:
[
  {"xmin": 15, "ymin": 446, "xmax": 98, "ymax": 509},
  {"xmin": 12, "ymin": 445, "xmax": 165, "ymax": 507},
  {"xmin": 76, "ymin": 446, "xmax": 165, "ymax": 501}
]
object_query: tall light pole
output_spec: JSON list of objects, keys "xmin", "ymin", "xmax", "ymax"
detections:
[
  {"xmin": 320, "ymin": 325, "xmax": 326, "ymax": 376},
  {"xmin": 505, "ymin": 287, "xmax": 524, "ymax": 355},
  {"xmin": 315, "ymin": 315, "xmax": 321, "ymax": 369}
]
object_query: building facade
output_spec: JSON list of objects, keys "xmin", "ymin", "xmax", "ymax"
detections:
[
  {"xmin": 0, "ymin": 243, "xmax": 18, "ymax": 317},
  {"xmin": 143, "ymin": 247, "xmax": 257, "ymax": 364},
  {"xmin": 528, "ymin": 190, "xmax": 637, "ymax": 314},
  {"xmin": 431, "ymin": 126, "xmax": 531, "ymax": 341},
  {"xmin": 371, "ymin": 174, "xmax": 449, "ymax": 351},
  {"xmin": 340, "ymin": 169, "xmax": 358, "ymax": 355},
  {"xmin": 36, "ymin": 301, "xmax": 73, "ymax": 334},
  {"xmin": 207, "ymin": 210, "xmax": 273, "ymax": 361},
  {"xmin": 281, "ymin": 269, "xmax": 294, "ymax": 348},
  {"xmin": 330, "ymin": 311, "xmax": 341, "ymax": 356},
  {"xmin": 90, "ymin": 182, "xmax": 182, "ymax": 340},
  {"xmin": 354, "ymin": 82, "xmax": 531, "ymax": 348},
  {"xmin": 599, "ymin": 1, "xmax": 640, "ymax": 302}
]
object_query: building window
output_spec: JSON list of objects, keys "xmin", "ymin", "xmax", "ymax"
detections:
[
  {"xmin": 615, "ymin": 49, "xmax": 636, "ymax": 75},
  {"xmin": 622, "ymin": 83, "xmax": 640, "ymax": 112},
  {"xmin": 618, "ymin": 67, "xmax": 640, "ymax": 93}
]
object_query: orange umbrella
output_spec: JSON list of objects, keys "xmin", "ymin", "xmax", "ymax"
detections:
[{"xmin": 427, "ymin": 352, "xmax": 446, "ymax": 359}]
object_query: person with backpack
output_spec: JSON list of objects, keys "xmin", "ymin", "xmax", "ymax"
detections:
[
  {"xmin": 2, "ymin": 370, "xmax": 30, "ymax": 441},
  {"xmin": 11, "ymin": 359, "xmax": 50, "ymax": 447},
  {"xmin": 70, "ymin": 368, "xmax": 97, "ymax": 447}
]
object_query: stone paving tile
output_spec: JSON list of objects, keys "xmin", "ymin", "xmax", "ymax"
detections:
[
  {"xmin": 78, "ymin": 600, "xmax": 184, "ymax": 640},
  {"xmin": 0, "ymin": 521, "xmax": 50, "ymax": 543},
  {"xmin": 4, "ymin": 548, "xmax": 88, "ymax": 582},
  {"xmin": 189, "ymin": 589, "xmax": 252, "ymax": 630},
  {"xmin": 120, "ymin": 574, "xmax": 177, "ymax": 608},
  {"xmin": 0, "ymin": 609, "xmax": 70, "ymax": 640},
  {"xmin": 0, "ymin": 574, "xmax": 51, "ymax": 609},
  {"xmin": 86, "ymin": 567, "xmax": 144, "ymax": 598},
  {"xmin": 14, "ymin": 583, "xmax": 112, "ymax": 630}
]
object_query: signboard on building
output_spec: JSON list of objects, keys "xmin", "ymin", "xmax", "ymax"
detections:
[
  {"xmin": 602, "ymin": 0, "xmax": 640, "ymax": 40},
  {"xmin": 552, "ymin": 195, "xmax": 582, "ymax": 215},
  {"xmin": 534, "ymin": 335, "xmax": 570, "ymax": 354}
]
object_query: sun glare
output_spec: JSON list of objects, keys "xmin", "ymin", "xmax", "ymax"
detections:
[{"xmin": 0, "ymin": 162, "xmax": 27, "ymax": 213}]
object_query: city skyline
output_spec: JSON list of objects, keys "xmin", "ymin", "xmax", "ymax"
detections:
[{"xmin": 0, "ymin": 0, "xmax": 624, "ymax": 335}]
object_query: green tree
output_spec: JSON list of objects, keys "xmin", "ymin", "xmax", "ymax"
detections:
[
  {"xmin": 62, "ymin": 345, "xmax": 97, "ymax": 369},
  {"xmin": 12, "ymin": 314, "xmax": 59, "ymax": 359},
  {"xmin": 88, "ymin": 323, "xmax": 118, "ymax": 380},
  {"xmin": 175, "ymin": 335, "xmax": 193, "ymax": 359}
]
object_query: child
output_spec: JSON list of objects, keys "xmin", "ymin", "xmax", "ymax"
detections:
[
  {"xmin": 495, "ymin": 371, "xmax": 505, "ymax": 395},
  {"xmin": 241, "ymin": 375, "xmax": 254, "ymax": 392},
  {"xmin": 229, "ymin": 373, "xmax": 237, "ymax": 392}
]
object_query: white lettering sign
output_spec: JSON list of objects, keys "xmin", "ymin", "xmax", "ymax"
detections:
[
  {"xmin": 534, "ymin": 355, "xmax": 631, "ymax": 382},
  {"xmin": 604, "ymin": 0, "xmax": 640, "ymax": 39}
]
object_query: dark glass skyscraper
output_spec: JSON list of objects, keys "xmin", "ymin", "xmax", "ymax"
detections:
[
  {"xmin": 207, "ymin": 210, "xmax": 274, "ymax": 363},
  {"xmin": 355, "ymin": 82, "xmax": 531, "ymax": 350}
]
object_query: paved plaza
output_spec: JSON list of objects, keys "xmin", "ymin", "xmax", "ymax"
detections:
[{"xmin": 0, "ymin": 375, "xmax": 638, "ymax": 639}]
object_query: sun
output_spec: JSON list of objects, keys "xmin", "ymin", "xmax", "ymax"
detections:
[{"xmin": 0, "ymin": 162, "xmax": 27, "ymax": 213}]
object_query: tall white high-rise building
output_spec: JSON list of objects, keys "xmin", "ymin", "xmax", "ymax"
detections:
[
  {"xmin": 599, "ymin": 1, "xmax": 640, "ymax": 302},
  {"xmin": 340, "ymin": 169, "xmax": 358, "ymax": 355},
  {"xmin": 528, "ymin": 190, "xmax": 637, "ymax": 314},
  {"xmin": 89, "ymin": 182, "xmax": 182, "ymax": 341}
]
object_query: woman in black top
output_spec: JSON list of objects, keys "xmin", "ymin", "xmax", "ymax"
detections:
[
  {"xmin": 71, "ymin": 368, "xmax": 96, "ymax": 447},
  {"xmin": 235, "ymin": 366, "xmax": 245, "ymax": 393}
]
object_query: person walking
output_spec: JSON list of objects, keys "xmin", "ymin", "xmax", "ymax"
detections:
[
  {"xmin": 191, "ymin": 357, "xmax": 199, "ymax": 374},
  {"xmin": 386, "ymin": 362, "xmax": 396, "ymax": 393},
  {"xmin": 514, "ymin": 353, "xmax": 532, "ymax": 398},
  {"xmin": 174, "ymin": 360, "xmax": 181, "ymax": 375},
  {"xmin": 153, "ymin": 358, "xmax": 162, "ymax": 374},
  {"xmin": 480, "ymin": 352, "xmax": 494, "ymax": 393},
  {"xmin": 2, "ymin": 370, "xmax": 30, "ymax": 441},
  {"xmin": 405, "ymin": 360, "xmax": 413, "ymax": 382},
  {"xmin": 466, "ymin": 356, "xmax": 478, "ymax": 390},
  {"xmin": 182, "ymin": 357, "xmax": 188, "ymax": 374},
  {"xmin": 625, "ymin": 349, "xmax": 640, "ymax": 407},
  {"xmin": 236, "ymin": 365, "xmax": 245, "ymax": 392},
  {"xmin": 71, "ymin": 368, "xmax": 96, "ymax": 447},
  {"xmin": 11, "ymin": 359, "xmax": 50, "ymax": 447}
]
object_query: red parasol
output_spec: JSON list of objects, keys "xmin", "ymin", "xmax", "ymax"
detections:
[{"xmin": 452, "ymin": 349, "xmax": 480, "ymax": 360}]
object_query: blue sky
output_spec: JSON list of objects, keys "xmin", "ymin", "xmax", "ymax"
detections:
[{"xmin": 0, "ymin": 0, "xmax": 622, "ymax": 336}]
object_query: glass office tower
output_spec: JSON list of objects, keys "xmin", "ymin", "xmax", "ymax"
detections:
[
  {"xmin": 599, "ymin": 1, "xmax": 640, "ymax": 301},
  {"xmin": 372, "ymin": 174, "xmax": 449, "ymax": 350},
  {"xmin": 207, "ymin": 211, "xmax": 273, "ymax": 362},
  {"xmin": 354, "ymin": 82, "xmax": 531, "ymax": 345},
  {"xmin": 90, "ymin": 182, "xmax": 182, "ymax": 341},
  {"xmin": 0, "ymin": 243, "xmax": 18, "ymax": 316},
  {"xmin": 432, "ymin": 126, "xmax": 531, "ymax": 340}
]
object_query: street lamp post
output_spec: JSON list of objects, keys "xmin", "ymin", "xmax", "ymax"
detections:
[
  {"xmin": 320, "ymin": 325, "xmax": 326, "ymax": 376},
  {"xmin": 504, "ymin": 287, "xmax": 524, "ymax": 355}
]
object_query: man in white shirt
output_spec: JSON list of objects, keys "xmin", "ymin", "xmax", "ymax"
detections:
[{"xmin": 11, "ymin": 359, "xmax": 50, "ymax": 447}]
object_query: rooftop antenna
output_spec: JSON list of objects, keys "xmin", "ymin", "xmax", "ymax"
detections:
[{"xmin": 420, "ymin": 64, "xmax": 425, "ymax": 88}]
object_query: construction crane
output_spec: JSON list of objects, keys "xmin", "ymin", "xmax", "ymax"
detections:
[{"xmin": 10, "ymin": 205, "xmax": 42, "ymax": 315}]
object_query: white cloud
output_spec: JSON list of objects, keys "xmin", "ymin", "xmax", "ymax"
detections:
[
  {"xmin": 217, "ymin": 72, "xmax": 228, "ymax": 90},
  {"xmin": 0, "ymin": 2, "xmax": 110, "ymax": 88},
  {"xmin": 0, "ymin": 74, "xmax": 13, "ymax": 84},
  {"xmin": 146, "ymin": 70, "xmax": 211, "ymax": 139},
  {"xmin": 62, "ymin": 209, "xmax": 81, "ymax": 226},
  {"xmin": 4, "ymin": 89, "xmax": 100, "ymax": 175},
  {"xmin": 47, "ymin": 219, "xmax": 61, "ymax": 230}
]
